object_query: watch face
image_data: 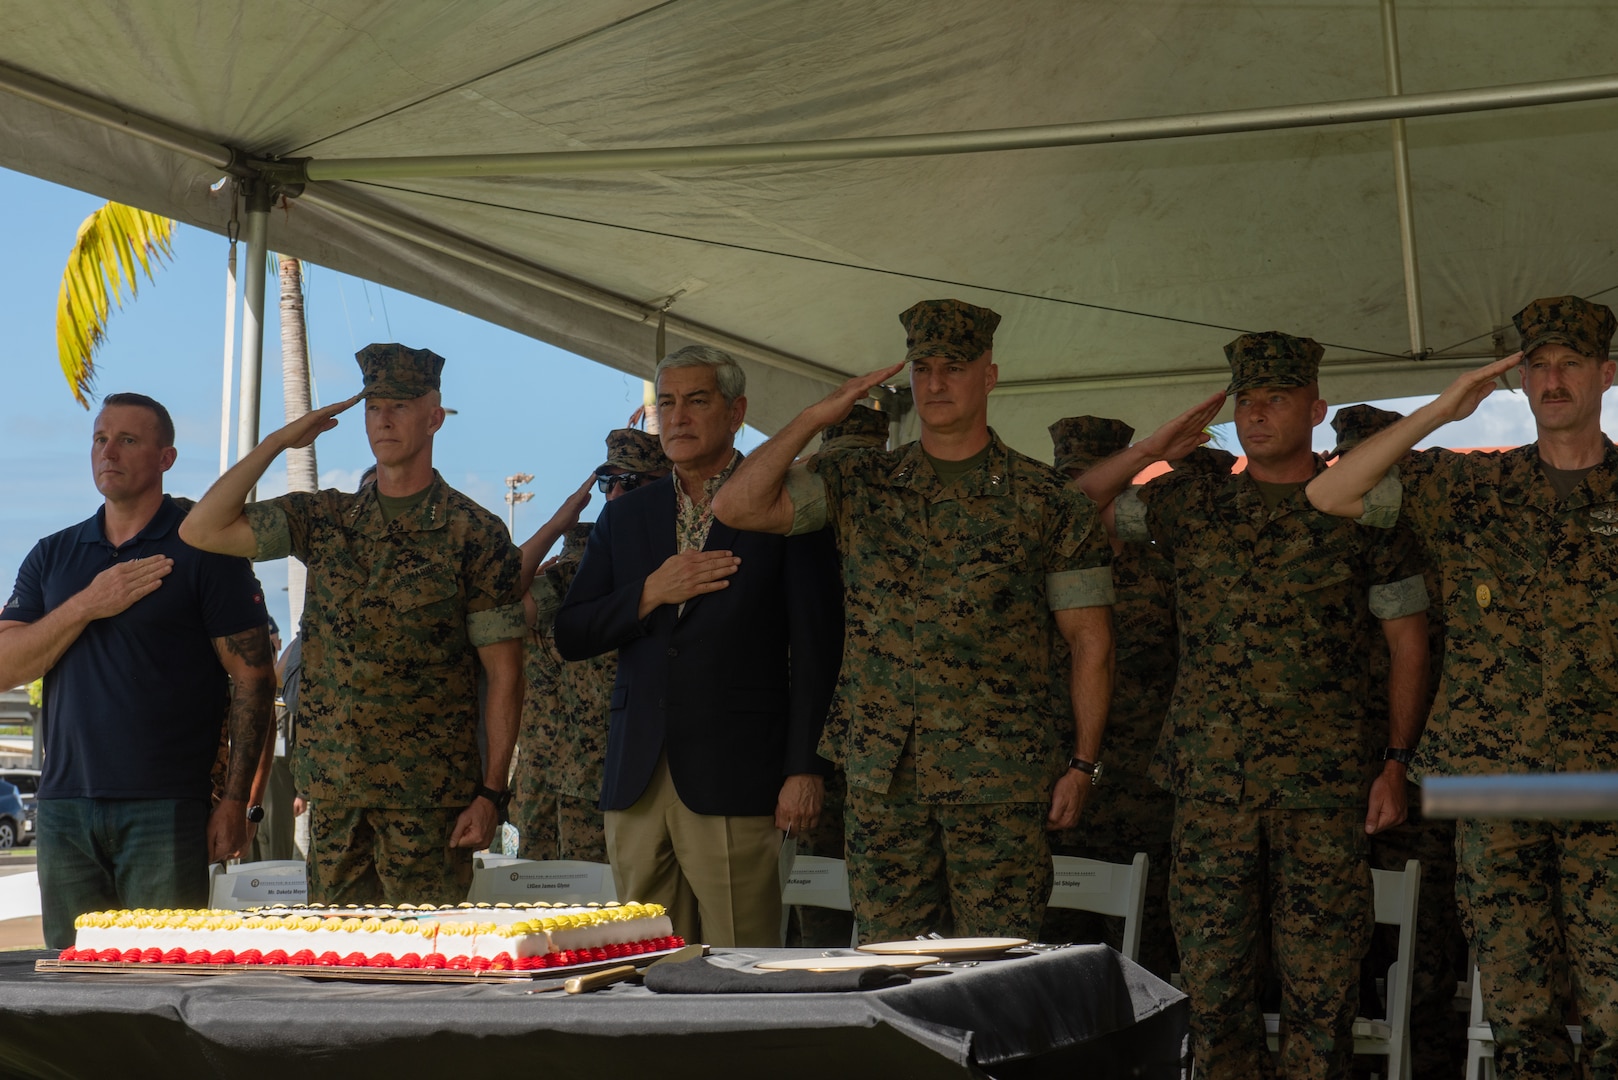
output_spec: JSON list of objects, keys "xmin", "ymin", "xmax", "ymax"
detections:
[{"xmin": 246, "ymin": 805, "xmax": 266, "ymax": 823}]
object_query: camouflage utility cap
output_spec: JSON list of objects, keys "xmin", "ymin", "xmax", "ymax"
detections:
[
  {"xmin": 1171, "ymin": 446, "xmax": 1239, "ymax": 476},
  {"xmin": 1224, "ymin": 331, "xmax": 1323, "ymax": 394},
  {"xmin": 1049, "ymin": 415, "xmax": 1134, "ymax": 474},
  {"xmin": 822, "ymin": 404, "xmax": 891, "ymax": 452},
  {"xmin": 900, "ymin": 299, "xmax": 1001, "ymax": 364},
  {"xmin": 358, "ymin": 343, "xmax": 445, "ymax": 399},
  {"xmin": 1329, "ymin": 404, "xmax": 1403, "ymax": 459},
  {"xmin": 1514, "ymin": 295, "xmax": 1616, "ymax": 361},
  {"xmin": 599, "ymin": 428, "xmax": 670, "ymax": 474}
]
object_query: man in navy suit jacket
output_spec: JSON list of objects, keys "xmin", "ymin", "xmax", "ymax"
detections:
[{"xmin": 555, "ymin": 346, "xmax": 841, "ymax": 947}]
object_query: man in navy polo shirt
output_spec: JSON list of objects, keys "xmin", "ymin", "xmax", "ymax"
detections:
[{"xmin": 0, "ymin": 393, "xmax": 275, "ymax": 948}]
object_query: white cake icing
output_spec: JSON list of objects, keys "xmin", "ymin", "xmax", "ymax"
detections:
[{"xmin": 69, "ymin": 901, "xmax": 676, "ymax": 971}]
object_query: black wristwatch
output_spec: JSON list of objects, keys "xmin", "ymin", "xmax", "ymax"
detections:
[
  {"xmin": 472, "ymin": 783, "xmax": 512, "ymax": 823},
  {"xmin": 245, "ymin": 804, "xmax": 266, "ymax": 824},
  {"xmin": 1383, "ymin": 747, "xmax": 1416, "ymax": 766},
  {"xmin": 1067, "ymin": 757, "xmax": 1104, "ymax": 786}
]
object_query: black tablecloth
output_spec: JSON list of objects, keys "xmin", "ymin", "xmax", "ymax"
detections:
[{"xmin": 0, "ymin": 944, "xmax": 1186, "ymax": 1079}]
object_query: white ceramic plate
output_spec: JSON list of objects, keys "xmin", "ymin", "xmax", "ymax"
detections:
[
  {"xmin": 857, "ymin": 936, "xmax": 1028, "ymax": 958},
  {"xmin": 754, "ymin": 953, "xmax": 941, "ymax": 973}
]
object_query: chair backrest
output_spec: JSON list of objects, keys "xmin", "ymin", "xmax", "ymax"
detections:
[
  {"xmin": 781, "ymin": 855, "xmax": 853, "ymax": 912},
  {"xmin": 467, "ymin": 858, "xmax": 617, "ymax": 905},
  {"xmin": 1048, "ymin": 853, "xmax": 1149, "ymax": 961},
  {"xmin": 1370, "ymin": 858, "xmax": 1421, "ymax": 1026},
  {"xmin": 209, "ymin": 860, "xmax": 308, "ymax": 910}
]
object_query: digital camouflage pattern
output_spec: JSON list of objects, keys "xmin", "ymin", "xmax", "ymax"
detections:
[
  {"xmin": 308, "ymin": 805, "xmax": 473, "ymax": 906},
  {"xmin": 1119, "ymin": 454, "xmax": 1427, "ymax": 1080},
  {"xmin": 1362, "ymin": 442, "xmax": 1618, "ymax": 1076},
  {"xmin": 846, "ymin": 744, "xmax": 1051, "ymax": 942},
  {"xmin": 512, "ymin": 522, "xmax": 610, "ymax": 860},
  {"xmin": 819, "ymin": 403, "xmax": 891, "ymax": 453},
  {"xmin": 1224, "ymin": 330, "xmax": 1323, "ymax": 394},
  {"xmin": 1170, "ymin": 446, "xmax": 1238, "ymax": 476},
  {"xmin": 899, "ymin": 298, "xmax": 1000, "ymax": 364},
  {"xmin": 1327, "ymin": 403, "xmax": 1403, "ymax": 459},
  {"xmin": 1172, "ymin": 804, "xmax": 1372, "ymax": 1080},
  {"xmin": 1455, "ymin": 817, "xmax": 1618, "ymax": 1079},
  {"xmin": 1048, "ymin": 415, "xmax": 1133, "ymax": 475},
  {"xmin": 243, "ymin": 471, "xmax": 525, "ymax": 811},
  {"xmin": 1045, "ymin": 541, "xmax": 1178, "ymax": 978},
  {"xmin": 356, "ymin": 342, "xmax": 445, "ymax": 399},
  {"xmin": 598, "ymin": 427, "xmax": 670, "ymax": 474},
  {"xmin": 785, "ymin": 766, "xmax": 853, "ymax": 948},
  {"xmin": 793, "ymin": 432, "xmax": 1114, "ymax": 802},
  {"xmin": 1120, "ymin": 461, "xmax": 1428, "ymax": 808},
  {"xmin": 1513, "ymin": 293, "xmax": 1616, "ymax": 359}
]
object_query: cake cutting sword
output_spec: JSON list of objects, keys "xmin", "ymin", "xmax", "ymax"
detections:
[{"xmin": 524, "ymin": 943, "xmax": 708, "ymax": 995}]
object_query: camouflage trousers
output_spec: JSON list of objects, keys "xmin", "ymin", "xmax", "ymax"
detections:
[
  {"xmin": 513, "ymin": 785, "xmax": 560, "ymax": 861},
  {"xmin": 308, "ymin": 806, "xmax": 473, "ymax": 907},
  {"xmin": 1361, "ymin": 783, "xmax": 1465, "ymax": 1080},
  {"xmin": 1456, "ymin": 817, "xmax": 1618, "ymax": 1079},
  {"xmin": 1171, "ymin": 801, "xmax": 1372, "ymax": 1080},
  {"xmin": 557, "ymin": 793, "xmax": 607, "ymax": 864},
  {"xmin": 845, "ymin": 755, "xmax": 1051, "ymax": 943},
  {"xmin": 1046, "ymin": 782, "xmax": 1176, "ymax": 978}
]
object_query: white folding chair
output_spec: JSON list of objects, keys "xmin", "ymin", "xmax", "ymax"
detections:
[
  {"xmin": 780, "ymin": 854, "xmax": 856, "ymax": 947},
  {"xmin": 1464, "ymin": 964, "xmax": 1583, "ymax": 1080},
  {"xmin": 1047, "ymin": 852, "xmax": 1149, "ymax": 961},
  {"xmin": 208, "ymin": 859, "xmax": 308, "ymax": 910},
  {"xmin": 1263, "ymin": 858, "xmax": 1420, "ymax": 1080},
  {"xmin": 467, "ymin": 858, "xmax": 617, "ymax": 905}
]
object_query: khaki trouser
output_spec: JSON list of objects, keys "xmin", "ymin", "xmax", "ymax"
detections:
[{"xmin": 604, "ymin": 755, "xmax": 784, "ymax": 948}]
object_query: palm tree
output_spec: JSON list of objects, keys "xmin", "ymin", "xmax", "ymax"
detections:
[
  {"xmin": 55, "ymin": 202, "xmax": 174, "ymax": 406},
  {"xmin": 276, "ymin": 254, "xmax": 318, "ymax": 629}
]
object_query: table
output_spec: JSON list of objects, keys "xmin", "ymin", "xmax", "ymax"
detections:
[{"xmin": 0, "ymin": 944, "xmax": 1186, "ymax": 1079}]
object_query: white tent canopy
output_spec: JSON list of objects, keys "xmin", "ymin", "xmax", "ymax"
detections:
[{"xmin": 5, "ymin": 0, "xmax": 1618, "ymax": 456}]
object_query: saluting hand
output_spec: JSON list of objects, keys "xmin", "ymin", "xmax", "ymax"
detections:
[
  {"xmin": 72, "ymin": 555, "xmax": 173, "ymax": 621},
  {"xmin": 1430, "ymin": 352, "xmax": 1521, "ymax": 427},
  {"xmin": 805, "ymin": 362, "xmax": 906, "ymax": 430},
  {"xmin": 546, "ymin": 473, "xmax": 595, "ymax": 531},
  {"xmin": 1131, "ymin": 391, "xmax": 1226, "ymax": 464},
  {"xmin": 276, "ymin": 392, "xmax": 364, "ymax": 451}
]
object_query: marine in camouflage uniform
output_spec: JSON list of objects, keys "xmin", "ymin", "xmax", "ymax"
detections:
[
  {"xmin": 788, "ymin": 403, "xmax": 891, "ymax": 948},
  {"xmin": 713, "ymin": 299, "xmax": 1117, "ymax": 944},
  {"xmin": 197, "ymin": 344, "xmax": 527, "ymax": 906},
  {"xmin": 1322, "ymin": 296, "xmax": 1618, "ymax": 1079},
  {"xmin": 1041, "ymin": 416, "xmax": 1181, "ymax": 980},
  {"xmin": 1330, "ymin": 405, "xmax": 1467, "ymax": 1080},
  {"xmin": 1091, "ymin": 333, "xmax": 1432, "ymax": 1080},
  {"xmin": 512, "ymin": 429, "xmax": 670, "ymax": 864}
]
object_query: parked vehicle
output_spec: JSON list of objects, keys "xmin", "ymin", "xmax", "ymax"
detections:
[{"xmin": 0, "ymin": 780, "xmax": 26, "ymax": 849}]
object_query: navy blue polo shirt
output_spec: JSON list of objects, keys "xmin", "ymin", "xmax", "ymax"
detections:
[{"xmin": 1, "ymin": 496, "xmax": 268, "ymax": 800}]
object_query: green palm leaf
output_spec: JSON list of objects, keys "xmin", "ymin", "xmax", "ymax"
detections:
[{"xmin": 55, "ymin": 202, "xmax": 175, "ymax": 407}]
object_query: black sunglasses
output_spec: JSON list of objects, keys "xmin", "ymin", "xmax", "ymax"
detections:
[{"xmin": 596, "ymin": 472, "xmax": 649, "ymax": 494}]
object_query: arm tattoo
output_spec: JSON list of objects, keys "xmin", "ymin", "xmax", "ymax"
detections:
[
  {"xmin": 224, "ymin": 626, "xmax": 275, "ymax": 666},
  {"xmin": 217, "ymin": 627, "xmax": 276, "ymax": 802}
]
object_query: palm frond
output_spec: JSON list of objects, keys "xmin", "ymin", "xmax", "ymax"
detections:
[{"xmin": 54, "ymin": 202, "xmax": 175, "ymax": 407}]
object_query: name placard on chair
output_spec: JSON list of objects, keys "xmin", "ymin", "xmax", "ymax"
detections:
[
  {"xmin": 502, "ymin": 864, "xmax": 608, "ymax": 898},
  {"xmin": 1053, "ymin": 862, "xmax": 1113, "ymax": 894}
]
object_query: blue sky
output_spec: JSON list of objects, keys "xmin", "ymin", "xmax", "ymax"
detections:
[
  {"xmin": 0, "ymin": 165, "xmax": 764, "ymax": 637},
  {"xmin": 0, "ymin": 163, "xmax": 1581, "ymax": 645}
]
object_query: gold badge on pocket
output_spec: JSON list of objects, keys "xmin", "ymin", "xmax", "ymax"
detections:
[{"xmin": 1475, "ymin": 583, "xmax": 1492, "ymax": 608}]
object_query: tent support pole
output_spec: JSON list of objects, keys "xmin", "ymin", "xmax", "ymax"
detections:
[
  {"xmin": 296, "ymin": 71, "xmax": 1618, "ymax": 182},
  {"xmin": 1381, "ymin": 0, "xmax": 1427, "ymax": 359},
  {"xmin": 236, "ymin": 181, "xmax": 272, "ymax": 498}
]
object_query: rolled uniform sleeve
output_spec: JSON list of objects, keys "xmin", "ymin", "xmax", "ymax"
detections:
[
  {"xmin": 784, "ymin": 462, "xmax": 831, "ymax": 536},
  {"xmin": 1357, "ymin": 469, "xmax": 1403, "ymax": 530},
  {"xmin": 1045, "ymin": 487, "xmax": 1115, "ymax": 611},
  {"xmin": 1113, "ymin": 487, "xmax": 1152, "ymax": 544},
  {"xmin": 463, "ymin": 526, "xmax": 526, "ymax": 648},
  {"xmin": 242, "ymin": 491, "xmax": 325, "ymax": 563},
  {"xmin": 1369, "ymin": 573, "xmax": 1430, "ymax": 620},
  {"xmin": 1366, "ymin": 514, "xmax": 1431, "ymax": 622}
]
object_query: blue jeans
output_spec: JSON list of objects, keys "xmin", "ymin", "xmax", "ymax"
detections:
[{"xmin": 37, "ymin": 798, "xmax": 210, "ymax": 949}]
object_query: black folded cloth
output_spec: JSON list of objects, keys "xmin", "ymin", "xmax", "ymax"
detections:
[{"xmin": 643, "ymin": 958, "xmax": 911, "ymax": 994}]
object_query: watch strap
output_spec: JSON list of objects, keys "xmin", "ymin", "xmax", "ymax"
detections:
[
  {"xmin": 473, "ymin": 783, "xmax": 512, "ymax": 822},
  {"xmin": 1383, "ymin": 747, "xmax": 1416, "ymax": 766}
]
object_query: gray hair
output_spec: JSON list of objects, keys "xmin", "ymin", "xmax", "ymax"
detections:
[{"xmin": 654, "ymin": 345, "xmax": 746, "ymax": 405}]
